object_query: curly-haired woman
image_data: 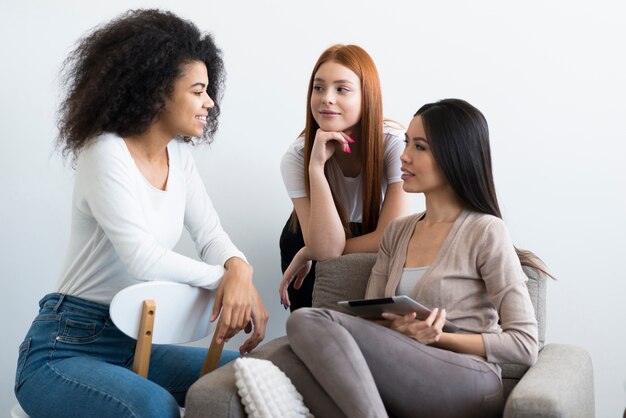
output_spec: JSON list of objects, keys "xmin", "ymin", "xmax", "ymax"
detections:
[{"xmin": 14, "ymin": 9, "xmax": 267, "ymax": 418}]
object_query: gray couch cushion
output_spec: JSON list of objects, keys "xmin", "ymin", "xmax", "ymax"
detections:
[{"xmin": 313, "ymin": 253, "xmax": 377, "ymax": 312}]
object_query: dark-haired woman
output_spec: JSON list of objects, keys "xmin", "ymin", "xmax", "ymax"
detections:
[
  {"xmin": 14, "ymin": 9, "xmax": 267, "ymax": 418},
  {"xmin": 273, "ymin": 99, "xmax": 545, "ymax": 418}
]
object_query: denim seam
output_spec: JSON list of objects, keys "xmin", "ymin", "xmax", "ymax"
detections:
[
  {"xmin": 55, "ymin": 315, "xmax": 109, "ymax": 344},
  {"xmin": 48, "ymin": 318, "xmax": 61, "ymax": 362},
  {"xmin": 52, "ymin": 295, "xmax": 65, "ymax": 313},
  {"xmin": 47, "ymin": 362, "xmax": 139, "ymax": 418},
  {"xmin": 33, "ymin": 314, "xmax": 61, "ymax": 322},
  {"xmin": 41, "ymin": 296, "xmax": 110, "ymax": 321},
  {"xmin": 64, "ymin": 319, "xmax": 96, "ymax": 331},
  {"xmin": 15, "ymin": 338, "xmax": 32, "ymax": 391},
  {"xmin": 47, "ymin": 305, "xmax": 109, "ymax": 321},
  {"xmin": 56, "ymin": 328, "xmax": 108, "ymax": 344},
  {"xmin": 160, "ymin": 372, "xmax": 197, "ymax": 393}
]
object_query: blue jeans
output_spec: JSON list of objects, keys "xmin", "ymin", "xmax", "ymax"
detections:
[{"xmin": 15, "ymin": 293, "xmax": 240, "ymax": 418}]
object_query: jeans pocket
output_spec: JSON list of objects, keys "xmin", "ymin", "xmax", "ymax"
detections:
[
  {"xmin": 56, "ymin": 317, "xmax": 105, "ymax": 344},
  {"xmin": 15, "ymin": 338, "xmax": 31, "ymax": 391}
]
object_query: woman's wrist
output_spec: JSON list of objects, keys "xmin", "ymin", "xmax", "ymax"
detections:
[
  {"xmin": 224, "ymin": 257, "xmax": 253, "ymax": 276},
  {"xmin": 430, "ymin": 332, "xmax": 451, "ymax": 349},
  {"xmin": 297, "ymin": 246, "xmax": 313, "ymax": 261},
  {"xmin": 308, "ymin": 161, "xmax": 326, "ymax": 175}
]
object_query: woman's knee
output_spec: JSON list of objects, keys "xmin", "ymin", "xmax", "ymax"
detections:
[
  {"xmin": 18, "ymin": 358, "xmax": 181, "ymax": 418},
  {"xmin": 94, "ymin": 377, "xmax": 180, "ymax": 418},
  {"xmin": 286, "ymin": 307, "xmax": 322, "ymax": 334}
]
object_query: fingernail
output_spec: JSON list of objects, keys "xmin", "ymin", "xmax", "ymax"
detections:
[
  {"xmin": 346, "ymin": 136, "xmax": 356, "ymax": 143},
  {"xmin": 345, "ymin": 147, "xmax": 352, "ymax": 154}
]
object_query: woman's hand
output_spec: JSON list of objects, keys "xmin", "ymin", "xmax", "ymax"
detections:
[
  {"xmin": 279, "ymin": 247, "xmax": 312, "ymax": 309},
  {"xmin": 309, "ymin": 129, "xmax": 355, "ymax": 168},
  {"xmin": 238, "ymin": 286, "xmax": 269, "ymax": 355},
  {"xmin": 211, "ymin": 257, "xmax": 255, "ymax": 344},
  {"xmin": 382, "ymin": 308, "xmax": 446, "ymax": 345}
]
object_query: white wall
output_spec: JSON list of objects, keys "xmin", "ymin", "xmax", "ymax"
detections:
[{"xmin": 1, "ymin": 0, "xmax": 624, "ymax": 416}]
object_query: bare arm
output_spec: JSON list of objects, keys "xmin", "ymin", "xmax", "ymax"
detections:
[
  {"xmin": 295, "ymin": 176, "xmax": 411, "ymax": 259},
  {"xmin": 278, "ymin": 131, "xmax": 353, "ymax": 308},
  {"xmin": 434, "ymin": 332, "xmax": 486, "ymax": 358},
  {"xmin": 306, "ymin": 165, "xmax": 346, "ymax": 258},
  {"xmin": 292, "ymin": 130, "xmax": 354, "ymax": 260},
  {"xmin": 344, "ymin": 182, "xmax": 412, "ymax": 254}
]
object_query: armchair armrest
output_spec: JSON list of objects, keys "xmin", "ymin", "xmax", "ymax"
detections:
[
  {"xmin": 504, "ymin": 343, "xmax": 595, "ymax": 418},
  {"xmin": 185, "ymin": 337, "xmax": 289, "ymax": 418}
]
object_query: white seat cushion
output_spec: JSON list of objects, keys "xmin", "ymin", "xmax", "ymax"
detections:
[{"xmin": 233, "ymin": 358, "xmax": 313, "ymax": 418}]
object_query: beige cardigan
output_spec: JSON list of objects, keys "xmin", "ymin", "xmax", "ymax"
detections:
[{"xmin": 365, "ymin": 209, "xmax": 538, "ymax": 370}]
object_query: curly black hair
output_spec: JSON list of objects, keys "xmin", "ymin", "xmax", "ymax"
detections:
[{"xmin": 57, "ymin": 9, "xmax": 225, "ymax": 160}]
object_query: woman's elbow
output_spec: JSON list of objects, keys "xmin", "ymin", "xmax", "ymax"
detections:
[
  {"xmin": 519, "ymin": 338, "xmax": 539, "ymax": 366},
  {"xmin": 527, "ymin": 342, "xmax": 539, "ymax": 366},
  {"xmin": 308, "ymin": 244, "xmax": 344, "ymax": 261}
]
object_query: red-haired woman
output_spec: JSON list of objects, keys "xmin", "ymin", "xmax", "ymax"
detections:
[{"xmin": 279, "ymin": 44, "xmax": 411, "ymax": 311}]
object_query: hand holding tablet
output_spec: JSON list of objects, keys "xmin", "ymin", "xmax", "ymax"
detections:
[{"xmin": 338, "ymin": 295, "xmax": 460, "ymax": 333}]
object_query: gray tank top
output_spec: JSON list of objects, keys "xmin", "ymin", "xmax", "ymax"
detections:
[{"xmin": 395, "ymin": 266, "xmax": 429, "ymax": 296}]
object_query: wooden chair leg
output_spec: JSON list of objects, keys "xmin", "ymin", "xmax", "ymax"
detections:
[
  {"xmin": 133, "ymin": 299, "xmax": 156, "ymax": 378},
  {"xmin": 199, "ymin": 316, "xmax": 225, "ymax": 377}
]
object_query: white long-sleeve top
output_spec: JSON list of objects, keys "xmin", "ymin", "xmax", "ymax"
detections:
[{"xmin": 56, "ymin": 133, "xmax": 246, "ymax": 304}]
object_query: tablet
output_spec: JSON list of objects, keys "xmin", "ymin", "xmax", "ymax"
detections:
[{"xmin": 338, "ymin": 295, "xmax": 460, "ymax": 333}]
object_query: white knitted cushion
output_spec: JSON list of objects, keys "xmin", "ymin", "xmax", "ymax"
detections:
[{"xmin": 233, "ymin": 357, "xmax": 314, "ymax": 418}]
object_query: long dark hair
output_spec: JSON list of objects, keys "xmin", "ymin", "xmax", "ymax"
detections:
[
  {"xmin": 416, "ymin": 99, "xmax": 552, "ymax": 277},
  {"xmin": 57, "ymin": 9, "xmax": 225, "ymax": 161}
]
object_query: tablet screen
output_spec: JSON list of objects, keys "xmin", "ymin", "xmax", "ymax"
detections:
[{"xmin": 338, "ymin": 296, "xmax": 460, "ymax": 332}]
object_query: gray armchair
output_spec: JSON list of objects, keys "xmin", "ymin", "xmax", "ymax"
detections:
[{"xmin": 185, "ymin": 253, "xmax": 595, "ymax": 418}]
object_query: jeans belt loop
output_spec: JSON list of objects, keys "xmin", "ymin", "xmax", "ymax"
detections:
[{"xmin": 52, "ymin": 294, "xmax": 66, "ymax": 313}]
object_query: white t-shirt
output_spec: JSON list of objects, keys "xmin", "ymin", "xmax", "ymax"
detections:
[
  {"xmin": 280, "ymin": 127, "xmax": 404, "ymax": 223},
  {"xmin": 56, "ymin": 133, "xmax": 246, "ymax": 304}
]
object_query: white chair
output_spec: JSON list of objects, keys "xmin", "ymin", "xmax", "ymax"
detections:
[
  {"xmin": 110, "ymin": 281, "xmax": 225, "ymax": 378},
  {"xmin": 10, "ymin": 405, "xmax": 29, "ymax": 418},
  {"xmin": 12, "ymin": 282, "xmax": 224, "ymax": 417}
]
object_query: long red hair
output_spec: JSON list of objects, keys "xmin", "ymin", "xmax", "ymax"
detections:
[{"xmin": 291, "ymin": 44, "xmax": 384, "ymax": 237}]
